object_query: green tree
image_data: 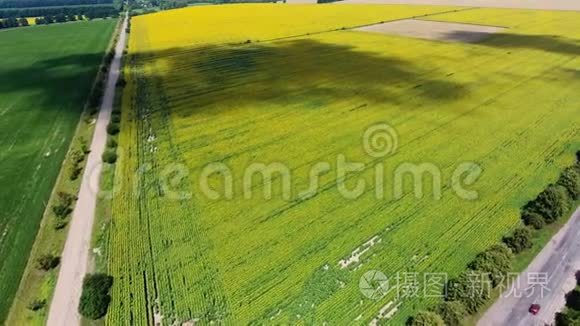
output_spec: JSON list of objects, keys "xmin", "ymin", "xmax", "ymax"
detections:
[
  {"xmin": 78, "ymin": 273, "xmax": 114, "ymax": 320},
  {"xmin": 36, "ymin": 254, "xmax": 60, "ymax": 271},
  {"xmin": 107, "ymin": 138, "xmax": 118, "ymax": 148},
  {"xmin": 566, "ymin": 290, "xmax": 580, "ymax": 311},
  {"xmin": 555, "ymin": 312, "xmax": 573, "ymax": 326},
  {"xmin": 106, "ymin": 122, "xmax": 120, "ymax": 135},
  {"xmin": 55, "ymin": 13, "xmax": 66, "ymax": 22},
  {"xmin": 502, "ymin": 227, "xmax": 533, "ymax": 254},
  {"xmin": 523, "ymin": 212, "xmax": 545, "ymax": 230},
  {"xmin": 446, "ymin": 270, "xmax": 491, "ymax": 314},
  {"xmin": 27, "ymin": 299, "xmax": 46, "ymax": 311},
  {"xmin": 434, "ymin": 301, "xmax": 466, "ymax": 326},
  {"xmin": 523, "ymin": 184, "xmax": 570, "ymax": 223},
  {"xmin": 557, "ymin": 166, "xmax": 580, "ymax": 200},
  {"xmin": 102, "ymin": 150, "xmax": 118, "ymax": 164},
  {"xmin": 407, "ymin": 311, "xmax": 445, "ymax": 326},
  {"xmin": 468, "ymin": 244, "xmax": 512, "ymax": 286},
  {"xmin": 4, "ymin": 17, "xmax": 19, "ymax": 27}
]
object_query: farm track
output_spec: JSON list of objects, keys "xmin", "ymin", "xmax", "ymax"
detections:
[{"xmin": 46, "ymin": 15, "xmax": 128, "ymax": 326}]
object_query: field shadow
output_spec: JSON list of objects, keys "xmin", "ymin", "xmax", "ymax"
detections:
[
  {"xmin": 444, "ymin": 31, "xmax": 580, "ymax": 55},
  {"xmin": 129, "ymin": 38, "xmax": 470, "ymax": 118},
  {"xmin": 0, "ymin": 52, "xmax": 104, "ymax": 111}
]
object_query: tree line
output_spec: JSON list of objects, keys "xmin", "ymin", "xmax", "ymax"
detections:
[
  {"xmin": 555, "ymin": 272, "xmax": 580, "ymax": 325},
  {"xmin": 0, "ymin": 17, "xmax": 27, "ymax": 28},
  {"xmin": 407, "ymin": 151, "xmax": 580, "ymax": 326},
  {"xmin": 0, "ymin": 5, "xmax": 118, "ymax": 19},
  {"xmin": 0, "ymin": 0, "xmax": 112, "ymax": 9},
  {"xmin": 0, "ymin": 11, "xmax": 117, "ymax": 29}
]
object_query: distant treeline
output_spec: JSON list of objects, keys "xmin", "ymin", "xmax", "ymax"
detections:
[
  {"xmin": 187, "ymin": 0, "xmax": 279, "ymax": 3},
  {"xmin": 0, "ymin": 17, "xmax": 28, "ymax": 28},
  {"xmin": 0, "ymin": 13, "xmax": 116, "ymax": 29},
  {"xmin": 35, "ymin": 13, "xmax": 111, "ymax": 24},
  {"xmin": 216, "ymin": 0, "xmax": 280, "ymax": 2},
  {"xmin": 0, "ymin": 0, "xmax": 112, "ymax": 9},
  {"xmin": 0, "ymin": 5, "xmax": 117, "ymax": 18},
  {"xmin": 129, "ymin": 0, "xmax": 279, "ymax": 16}
]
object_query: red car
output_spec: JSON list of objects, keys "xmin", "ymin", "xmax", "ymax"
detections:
[{"xmin": 529, "ymin": 304, "xmax": 541, "ymax": 315}]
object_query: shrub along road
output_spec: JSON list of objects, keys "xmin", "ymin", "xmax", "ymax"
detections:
[
  {"xmin": 479, "ymin": 207, "xmax": 580, "ymax": 326},
  {"xmin": 47, "ymin": 14, "xmax": 128, "ymax": 326}
]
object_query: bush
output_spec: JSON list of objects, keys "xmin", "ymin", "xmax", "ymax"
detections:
[
  {"xmin": 54, "ymin": 219, "xmax": 68, "ymax": 230},
  {"xmin": 557, "ymin": 166, "xmax": 580, "ymax": 200},
  {"xmin": 105, "ymin": 51, "xmax": 114, "ymax": 64},
  {"xmin": 88, "ymin": 106, "xmax": 99, "ymax": 116},
  {"xmin": 52, "ymin": 191, "xmax": 77, "ymax": 219},
  {"xmin": 407, "ymin": 311, "xmax": 445, "ymax": 326},
  {"xmin": 79, "ymin": 273, "xmax": 114, "ymax": 320},
  {"xmin": 116, "ymin": 77, "xmax": 126, "ymax": 88},
  {"xmin": 107, "ymin": 138, "xmax": 118, "ymax": 148},
  {"xmin": 102, "ymin": 150, "xmax": 118, "ymax": 164},
  {"xmin": 523, "ymin": 212, "xmax": 545, "ymax": 230},
  {"xmin": 110, "ymin": 114, "xmax": 121, "ymax": 124},
  {"xmin": 434, "ymin": 301, "xmax": 466, "ymax": 326},
  {"xmin": 502, "ymin": 227, "xmax": 533, "ymax": 254},
  {"xmin": 58, "ymin": 191, "xmax": 76, "ymax": 205},
  {"xmin": 566, "ymin": 290, "xmax": 580, "ymax": 311},
  {"xmin": 468, "ymin": 244, "xmax": 512, "ymax": 287},
  {"xmin": 71, "ymin": 150, "xmax": 84, "ymax": 164},
  {"xmin": 80, "ymin": 138, "xmax": 90, "ymax": 154},
  {"xmin": 52, "ymin": 203, "xmax": 72, "ymax": 218},
  {"xmin": 69, "ymin": 165, "xmax": 83, "ymax": 181},
  {"xmin": 88, "ymin": 90, "xmax": 102, "ymax": 108},
  {"xmin": 555, "ymin": 312, "xmax": 573, "ymax": 326},
  {"xmin": 27, "ymin": 299, "xmax": 46, "ymax": 311},
  {"xmin": 523, "ymin": 184, "xmax": 570, "ymax": 224},
  {"xmin": 446, "ymin": 270, "xmax": 491, "ymax": 314},
  {"xmin": 36, "ymin": 254, "xmax": 60, "ymax": 271},
  {"xmin": 106, "ymin": 122, "xmax": 120, "ymax": 135}
]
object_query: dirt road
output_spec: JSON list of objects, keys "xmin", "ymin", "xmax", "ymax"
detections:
[
  {"xmin": 46, "ymin": 15, "xmax": 128, "ymax": 326},
  {"xmin": 479, "ymin": 207, "xmax": 580, "ymax": 326}
]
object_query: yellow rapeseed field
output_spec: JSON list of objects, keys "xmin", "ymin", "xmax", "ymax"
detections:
[
  {"xmin": 106, "ymin": 4, "xmax": 580, "ymax": 325},
  {"xmin": 132, "ymin": 4, "xmax": 459, "ymax": 51}
]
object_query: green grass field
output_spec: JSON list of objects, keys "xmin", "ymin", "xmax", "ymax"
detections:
[
  {"xmin": 106, "ymin": 4, "xmax": 580, "ymax": 324},
  {"xmin": 0, "ymin": 20, "xmax": 115, "ymax": 322}
]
